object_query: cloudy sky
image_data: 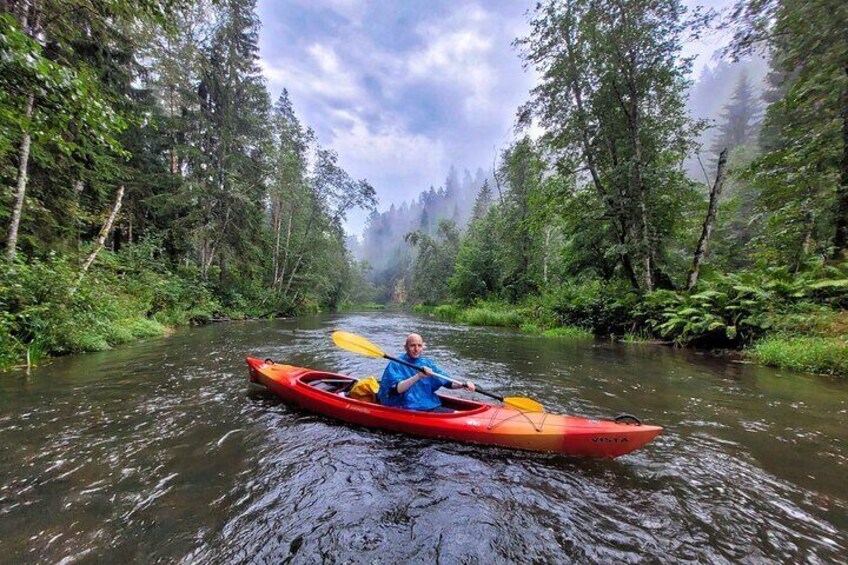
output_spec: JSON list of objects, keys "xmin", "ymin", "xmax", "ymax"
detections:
[{"xmin": 256, "ymin": 0, "xmax": 731, "ymax": 236}]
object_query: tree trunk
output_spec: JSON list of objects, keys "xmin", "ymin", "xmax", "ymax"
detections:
[
  {"xmin": 73, "ymin": 185, "xmax": 125, "ymax": 292},
  {"xmin": 687, "ymin": 149, "xmax": 728, "ymax": 291},
  {"xmin": 623, "ymin": 51, "xmax": 654, "ymax": 292},
  {"xmin": 6, "ymin": 92, "xmax": 35, "ymax": 262},
  {"xmin": 832, "ymin": 65, "xmax": 848, "ymax": 258},
  {"xmin": 16, "ymin": 0, "xmax": 31, "ymax": 27},
  {"xmin": 800, "ymin": 205, "xmax": 815, "ymax": 269}
]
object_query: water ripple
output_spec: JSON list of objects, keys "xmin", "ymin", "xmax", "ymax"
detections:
[{"xmin": 0, "ymin": 313, "xmax": 846, "ymax": 563}]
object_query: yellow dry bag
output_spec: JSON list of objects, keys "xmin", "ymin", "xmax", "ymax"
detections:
[{"xmin": 348, "ymin": 376, "xmax": 380, "ymax": 403}]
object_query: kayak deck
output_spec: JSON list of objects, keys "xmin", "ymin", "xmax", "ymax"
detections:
[{"xmin": 246, "ymin": 357, "xmax": 662, "ymax": 458}]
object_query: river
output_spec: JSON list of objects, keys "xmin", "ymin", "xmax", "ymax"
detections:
[{"xmin": 0, "ymin": 312, "xmax": 846, "ymax": 563}]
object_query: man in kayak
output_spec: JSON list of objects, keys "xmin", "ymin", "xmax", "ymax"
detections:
[{"xmin": 377, "ymin": 333, "xmax": 475, "ymax": 412}]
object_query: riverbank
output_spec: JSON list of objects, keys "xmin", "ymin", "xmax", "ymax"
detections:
[
  {"xmin": 0, "ymin": 250, "xmax": 393, "ymax": 372},
  {"xmin": 414, "ymin": 293, "xmax": 848, "ymax": 377}
]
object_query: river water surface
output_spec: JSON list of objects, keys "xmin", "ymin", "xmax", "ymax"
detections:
[{"xmin": 1, "ymin": 312, "xmax": 846, "ymax": 563}]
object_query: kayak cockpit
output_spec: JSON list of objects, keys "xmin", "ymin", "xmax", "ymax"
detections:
[
  {"xmin": 299, "ymin": 372, "xmax": 484, "ymax": 413},
  {"xmin": 306, "ymin": 377, "xmax": 356, "ymax": 394}
]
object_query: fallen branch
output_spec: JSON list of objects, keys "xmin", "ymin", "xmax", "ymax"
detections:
[{"xmin": 72, "ymin": 184, "xmax": 124, "ymax": 293}]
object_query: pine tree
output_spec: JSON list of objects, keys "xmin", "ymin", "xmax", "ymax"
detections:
[
  {"xmin": 711, "ymin": 72, "xmax": 761, "ymax": 155},
  {"xmin": 471, "ymin": 180, "xmax": 492, "ymax": 221}
]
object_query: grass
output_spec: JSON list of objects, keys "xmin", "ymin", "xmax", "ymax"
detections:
[
  {"xmin": 621, "ymin": 330, "xmax": 659, "ymax": 344},
  {"xmin": 427, "ymin": 301, "xmax": 527, "ymax": 327},
  {"xmin": 338, "ymin": 303, "xmax": 386, "ymax": 312},
  {"xmin": 541, "ymin": 326, "xmax": 593, "ymax": 338},
  {"xmin": 431, "ymin": 304, "xmax": 463, "ymax": 322},
  {"xmin": 462, "ymin": 305, "xmax": 527, "ymax": 327},
  {"xmin": 426, "ymin": 301, "xmax": 592, "ymax": 338},
  {"xmin": 750, "ymin": 335, "xmax": 848, "ymax": 376}
]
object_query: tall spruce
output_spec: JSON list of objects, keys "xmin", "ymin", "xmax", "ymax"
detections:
[
  {"xmin": 710, "ymin": 72, "xmax": 760, "ymax": 155},
  {"xmin": 189, "ymin": 0, "xmax": 270, "ymax": 280}
]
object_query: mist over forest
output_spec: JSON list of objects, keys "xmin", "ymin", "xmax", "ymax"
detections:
[{"xmin": 355, "ymin": 50, "xmax": 770, "ymax": 304}]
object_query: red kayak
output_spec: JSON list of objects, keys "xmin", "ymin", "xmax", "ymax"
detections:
[{"xmin": 246, "ymin": 357, "xmax": 663, "ymax": 458}]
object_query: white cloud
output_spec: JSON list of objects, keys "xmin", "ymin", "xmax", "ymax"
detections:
[
  {"xmin": 288, "ymin": 0, "xmax": 367, "ymax": 23},
  {"xmin": 330, "ymin": 111, "xmax": 448, "ymax": 188},
  {"xmin": 406, "ymin": 7, "xmax": 498, "ymax": 121},
  {"xmin": 257, "ymin": 0, "xmax": 535, "ymax": 234}
]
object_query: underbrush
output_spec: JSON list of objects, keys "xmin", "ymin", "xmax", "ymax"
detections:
[
  {"xmin": 337, "ymin": 303, "xmax": 386, "ymax": 312},
  {"xmin": 0, "ymin": 252, "xmax": 221, "ymax": 370},
  {"xmin": 424, "ymin": 262, "xmax": 848, "ymax": 376}
]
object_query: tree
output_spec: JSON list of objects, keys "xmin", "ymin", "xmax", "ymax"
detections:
[
  {"xmin": 519, "ymin": 0, "xmax": 701, "ymax": 291},
  {"xmin": 185, "ymin": 0, "xmax": 271, "ymax": 280},
  {"xmin": 471, "ymin": 179, "xmax": 493, "ymax": 221},
  {"xmin": 405, "ymin": 219, "xmax": 460, "ymax": 304},
  {"xmin": 727, "ymin": 0, "xmax": 848, "ymax": 260},
  {"xmin": 496, "ymin": 138, "xmax": 545, "ymax": 299},
  {"xmin": 1, "ymin": 12, "xmax": 127, "ymax": 260},
  {"xmin": 710, "ymin": 72, "xmax": 761, "ymax": 156},
  {"xmin": 450, "ymin": 207, "xmax": 502, "ymax": 304}
]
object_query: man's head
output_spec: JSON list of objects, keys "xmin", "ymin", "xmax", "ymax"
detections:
[{"xmin": 404, "ymin": 333, "xmax": 425, "ymax": 359}]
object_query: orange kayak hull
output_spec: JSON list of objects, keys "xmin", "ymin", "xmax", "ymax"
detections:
[{"xmin": 246, "ymin": 357, "xmax": 662, "ymax": 458}]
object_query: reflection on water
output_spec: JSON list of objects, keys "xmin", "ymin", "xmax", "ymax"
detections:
[{"xmin": 0, "ymin": 312, "xmax": 846, "ymax": 563}]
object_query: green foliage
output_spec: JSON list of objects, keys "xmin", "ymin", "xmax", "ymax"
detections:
[
  {"xmin": 427, "ymin": 302, "xmax": 528, "ymax": 328},
  {"xmin": 635, "ymin": 264, "xmax": 848, "ymax": 346},
  {"xmin": 462, "ymin": 304, "xmax": 528, "ymax": 328},
  {"xmin": 449, "ymin": 210, "xmax": 503, "ymax": 304},
  {"xmin": 751, "ymin": 336, "xmax": 848, "ymax": 376},
  {"xmin": 728, "ymin": 0, "xmax": 848, "ymax": 261},
  {"xmin": 0, "ymin": 14, "xmax": 128, "ymax": 159},
  {"xmin": 406, "ymin": 220, "xmax": 460, "ymax": 305},
  {"xmin": 0, "ymin": 254, "xmax": 168, "ymax": 362},
  {"xmin": 538, "ymin": 280, "xmax": 639, "ymax": 335},
  {"xmin": 519, "ymin": 0, "xmax": 702, "ymax": 291},
  {"xmin": 431, "ymin": 304, "xmax": 463, "ymax": 323}
]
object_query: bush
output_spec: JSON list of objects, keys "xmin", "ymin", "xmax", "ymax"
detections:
[
  {"xmin": 539, "ymin": 280, "xmax": 637, "ymax": 335},
  {"xmin": 431, "ymin": 304, "xmax": 463, "ymax": 322}
]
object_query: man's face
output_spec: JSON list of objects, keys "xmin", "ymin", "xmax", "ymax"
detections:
[{"xmin": 404, "ymin": 336, "xmax": 425, "ymax": 359}]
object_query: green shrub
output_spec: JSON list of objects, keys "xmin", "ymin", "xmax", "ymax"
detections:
[{"xmin": 539, "ymin": 280, "xmax": 637, "ymax": 335}]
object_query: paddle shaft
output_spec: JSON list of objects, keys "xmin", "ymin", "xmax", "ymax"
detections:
[{"xmin": 383, "ymin": 353, "xmax": 505, "ymax": 403}]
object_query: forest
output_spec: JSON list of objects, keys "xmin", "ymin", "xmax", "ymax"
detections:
[
  {"xmin": 1, "ymin": 0, "xmax": 847, "ymax": 375},
  {"xmin": 0, "ymin": 0, "xmax": 377, "ymax": 369}
]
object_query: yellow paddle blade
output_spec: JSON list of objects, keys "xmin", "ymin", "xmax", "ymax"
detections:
[
  {"xmin": 332, "ymin": 331, "xmax": 387, "ymax": 359},
  {"xmin": 504, "ymin": 397, "xmax": 544, "ymax": 413}
]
